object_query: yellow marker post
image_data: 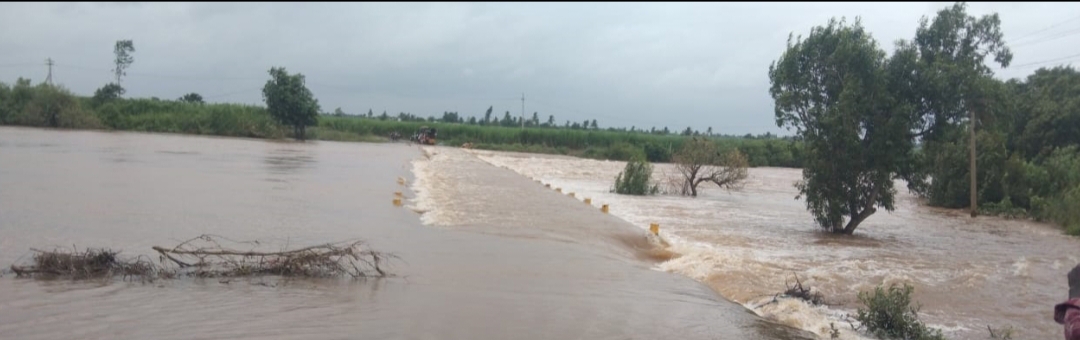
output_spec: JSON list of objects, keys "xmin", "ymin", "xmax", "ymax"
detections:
[
  {"xmin": 394, "ymin": 191, "xmax": 403, "ymax": 197},
  {"xmin": 393, "ymin": 198, "xmax": 402, "ymax": 206},
  {"xmin": 601, "ymin": 204, "xmax": 609, "ymax": 213},
  {"xmin": 649, "ymin": 223, "xmax": 659, "ymax": 235},
  {"xmin": 583, "ymin": 198, "xmax": 591, "ymax": 205}
]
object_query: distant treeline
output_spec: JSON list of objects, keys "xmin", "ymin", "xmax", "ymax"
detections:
[
  {"xmin": 0, "ymin": 77, "xmax": 804, "ymax": 168},
  {"xmin": 320, "ymin": 115, "xmax": 804, "ymax": 166},
  {"xmin": 337, "ymin": 106, "xmax": 769, "ymax": 139}
]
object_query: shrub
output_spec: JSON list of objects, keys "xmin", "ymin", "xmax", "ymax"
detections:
[
  {"xmin": 613, "ymin": 156, "xmax": 658, "ymax": 195},
  {"xmin": 855, "ymin": 283, "xmax": 945, "ymax": 340}
]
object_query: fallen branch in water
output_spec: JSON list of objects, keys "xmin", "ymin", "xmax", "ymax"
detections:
[
  {"xmin": 784, "ymin": 272, "xmax": 826, "ymax": 306},
  {"xmin": 152, "ymin": 234, "xmax": 393, "ymax": 278},
  {"xmin": 9, "ymin": 235, "xmax": 394, "ymax": 281}
]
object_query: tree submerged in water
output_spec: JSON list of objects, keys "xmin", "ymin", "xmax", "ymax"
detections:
[
  {"xmin": 671, "ymin": 137, "xmax": 748, "ymax": 197},
  {"xmin": 612, "ymin": 156, "xmax": 658, "ymax": 196},
  {"xmin": 768, "ymin": 3, "xmax": 1011, "ymax": 235}
]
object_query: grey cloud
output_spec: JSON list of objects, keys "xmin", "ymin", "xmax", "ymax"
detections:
[{"xmin": 1, "ymin": 2, "xmax": 1078, "ymax": 135}]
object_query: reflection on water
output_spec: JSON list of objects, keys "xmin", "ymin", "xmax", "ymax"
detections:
[
  {"xmin": 0, "ymin": 127, "xmax": 813, "ymax": 340},
  {"xmin": 473, "ymin": 148, "xmax": 1080, "ymax": 340},
  {"xmin": 263, "ymin": 146, "xmax": 315, "ymax": 175}
]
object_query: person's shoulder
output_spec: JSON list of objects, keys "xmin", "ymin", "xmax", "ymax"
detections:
[{"xmin": 1058, "ymin": 298, "xmax": 1080, "ymax": 324}]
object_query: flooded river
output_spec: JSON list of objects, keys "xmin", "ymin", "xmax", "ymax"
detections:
[
  {"xmin": 471, "ymin": 148, "xmax": 1080, "ymax": 340},
  {"xmin": 0, "ymin": 126, "xmax": 812, "ymax": 340}
]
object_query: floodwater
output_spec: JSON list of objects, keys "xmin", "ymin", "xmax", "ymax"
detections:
[
  {"xmin": 472, "ymin": 148, "xmax": 1080, "ymax": 340},
  {"xmin": 0, "ymin": 126, "xmax": 813, "ymax": 340}
]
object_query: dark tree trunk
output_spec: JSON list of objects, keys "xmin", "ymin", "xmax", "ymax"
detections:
[
  {"xmin": 838, "ymin": 206, "xmax": 875, "ymax": 234},
  {"xmin": 838, "ymin": 187, "xmax": 881, "ymax": 235},
  {"xmin": 294, "ymin": 126, "xmax": 306, "ymax": 141}
]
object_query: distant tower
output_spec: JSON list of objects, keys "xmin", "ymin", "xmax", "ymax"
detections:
[{"xmin": 45, "ymin": 58, "xmax": 54, "ymax": 85}]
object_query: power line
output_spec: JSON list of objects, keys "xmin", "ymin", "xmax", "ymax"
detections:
[
  {"xmin": 0, "ymin": 62, "xmax": 38, "ymax": 68},
  {"xmin": 1011, "ymin": 52, "xmax": 1080, "ymax": 69},
  {"xmin": 52, "ymin": 63, "xmax": 261, "ymax": 81},
  {"xmin": 204, "ymin": 87, "xmax": 263, "ymax": 99},
  {"xmin": 1011, "ymin": 14, "xmax": 1080, "ymax": 43},
  {"xmin": 528, "ymin": 98, "xmax": 668, "ymax": 128},
  {"xmin": 1012, "ymin": 27, "xmax": 1080, "ymax": 48}
]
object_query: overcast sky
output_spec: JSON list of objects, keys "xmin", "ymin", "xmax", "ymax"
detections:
[{"xmin": 2, "ymin": 2, "xmax": 1078, "ymax": 135}]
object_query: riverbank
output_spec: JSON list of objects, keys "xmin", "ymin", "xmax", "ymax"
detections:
[{"xmin": 0, "ymin": 81, "xmax": 804, "ymax": 166}]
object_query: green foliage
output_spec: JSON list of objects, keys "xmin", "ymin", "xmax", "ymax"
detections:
[
  {"xmin": 92, "ymin": 98, "xmax": 285, "ymax": 138},
  {"xmin": 317, "ymin": 115, "xmax": 802, "ymax": 165},
  {"xmin": 596, "ymin": 141, "xmax": 646, "ymax": 162},
  {"xmin": 178, "ymin": 93, "xmax": 204, "ymax": 104},
  {"xmin": 0, "ymin": 80, "xmax": 99, "ymax": 129},
  {"xmin": 909, "ymin": 57, "xmax": 1080, "ymax": 236},
  {"xmin": 113, "ymin": 40, "xmax": 135, "ymax": 85},
  {"xmin": 906, "ymin": 2, "xmax": 1012, "ymax": 146},
  {"xmin": 769, "ymin": 17, "xmax": 910, "ymax": 234},
  {"xmin": 1014, "ymin": 67, "xmax": 1080, "ymax": 159},
  {"xmin": 642, "ymin": 141, "xmax": 672, "ymax": 163},
  {"xmin": 262, "ymin": 67, "xmax": 319, "ymax": 140},
  {"xmin": 92, "ymin": 83, "xmax": 125, "ymax": 107},
  {"xmin": 856, "ymin": 283, "xmax": 946, "ymax": 340},
  {"xmin": 905, "ymin": 3, "xmax": 1014, "ymax": 200},
  {"xmin": 613, "ymin": 156, "xmax": 658, "ymax": 196}
]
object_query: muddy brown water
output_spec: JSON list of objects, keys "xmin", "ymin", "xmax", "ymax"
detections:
[
  {"xmin": 473, "ymin": 149, "xmax": 1080, "ymax": 340},
  {"xmin": 0, "ymin": 127, "xmax": 812, "ymax": 340}
]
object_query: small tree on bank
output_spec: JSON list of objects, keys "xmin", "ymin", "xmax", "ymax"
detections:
[
  {"xmin": 672, "ymin": 137, "xmax": 748, "ymax": 197},
  {"xmin": 262, "ymin": 67, "xmax": 319, "ymax": 140}
]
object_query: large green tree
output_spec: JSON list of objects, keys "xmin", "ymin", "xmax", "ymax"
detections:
[
  {"xmin": 768, "ymin": 18, "xmax": 916, "ymax": 234},
  {"xmin": 262, "ymin": 67, "xmax": 320, "ymax": 140},
  {"xmin": 902, "ymin": 2, "xmax": 1013, "ymax": 201}
]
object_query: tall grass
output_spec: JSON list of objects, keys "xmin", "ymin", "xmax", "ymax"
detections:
[
  {"xmin": 319, "ymin": 116, "xmax": 805, "ymax": 166},
  {"xmin": 95, "ymin": 99, "xmax": 285, "ymax": 139},
  {"xmin": 0, "ymin": 79, "xmax": 101, "ymax": 129}
]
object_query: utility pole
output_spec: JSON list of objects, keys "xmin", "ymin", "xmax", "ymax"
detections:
[
  {"xmin": 521, "ymin": 93, "xmax": 525, "ymax": 131},
  {"xmin": 44, "ymin": 58, "xmax": 54, "ymax": 86},
  {"xmin": 969, "ymin": 104, "xmax": 977, "ymax": 218}
]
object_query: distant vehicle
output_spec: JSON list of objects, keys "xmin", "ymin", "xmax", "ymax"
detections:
[
  {"xmin": 389, "ymin": 131, "xmax": 402, "ymax": 141},
  {"xmin": 413, "ymin": 126, "xmax": 437, "ymax": 145}
]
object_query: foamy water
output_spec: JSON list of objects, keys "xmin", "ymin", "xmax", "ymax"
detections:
[{"xmin": 463, "ymin": 148, "xmax": 1080, "ymax": 340}]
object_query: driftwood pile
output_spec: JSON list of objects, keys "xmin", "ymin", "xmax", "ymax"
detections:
[
  {"xmin": 10, "ymin": 248, "xmax": 156, "ymax": 280},
  {"xmin": 9, "ymin": 234, "xmax": 392, "ymax": 281}
]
